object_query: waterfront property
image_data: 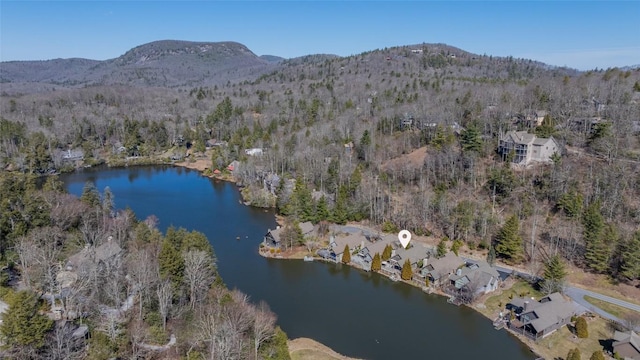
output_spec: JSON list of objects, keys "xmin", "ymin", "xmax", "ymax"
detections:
[
  {"xmin": 263, "ymin": 221, "xmax": 314, "ymax": 249},
  {"xmin": 448, "ymin": 260, "xmax": 501, "ymax": 296},
  {"xmin": 505, "ymin": 292, "xmax": 576, "ymax": 341},
  {"xmin": 420, "ymin": 252, "xmax": 465, "ymax": 286},
  {"xmin": 613, "ymin": 330, "xmax": 640, "ymax": 360}
]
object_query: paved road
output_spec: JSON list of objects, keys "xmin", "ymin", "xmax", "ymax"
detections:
[{"xmin": 565, "ymin": 286, "xmax": 640, "ymax": 330}]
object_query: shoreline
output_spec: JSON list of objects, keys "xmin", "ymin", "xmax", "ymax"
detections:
[{"xmin": 259, "ymin": 242, "xmax": 545, "ymax": 358}]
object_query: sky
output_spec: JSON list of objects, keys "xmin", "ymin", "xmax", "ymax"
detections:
[{"xmin": 1, "ymin": 1, "xmax": 639, "ymax": 71}]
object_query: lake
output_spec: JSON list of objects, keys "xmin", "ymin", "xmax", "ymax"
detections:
[{"xmin": 62, "ymin": 165, "xmax": 537, "ymax": 360}]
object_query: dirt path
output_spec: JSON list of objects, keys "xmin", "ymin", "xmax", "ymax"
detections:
[{"xmin": 288, "ymin": 338, "xmax": 361, "ymax": 360}]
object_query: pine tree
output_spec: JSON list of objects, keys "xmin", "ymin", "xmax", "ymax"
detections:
[
  {"xmin": 401, "ymin": 259, "xmax": 413, "ymax": 281},
  {"xmin": 437, "ymin": 239, "xmax": 448, "ymax": 257},
  {"xmin": 0, "ymin": 290, "xmax": 53, "ymax": 350},
  {"xmin": 451, "ymin": 239, "xmax": 463, "ymax": 256},
  {"xmin": 460, "ymin": 124, "xmax": 482, "ymax": 153},
  {"xmin": 575, "ymin": 316, "xmax": 589, "ymax": 338},
  {"xmin": 315, "ymin": 196, "xmax": 330, "ymax": 222},
  {"xmin": 620, "ymin": 232, "xmax": 640, "ymax": 280},
  {"xmin": 159, "ymin": 239, "xmax": 184, "ymax": 286},
  {"xmin": 589, "ymin": 350, "xmax": 605, "ymax": 360},
  {"xmin": 382, "ymin": 244, "xmax": 392, "ymax": 261},
  {"xmin": 543, "ymin": 254, "xmax": 567, "ymax": 293},
  {"xmin": 371, "ymin": 253, "xmax": 381, "ymax": 272},
  {"xmin": 582, "ymin": 202, "xmax": 609, "ymax": 273},
  {"xmin": 331, "ymin": 185, "xmax": 349, "ymax": 225},
  {"xmin": 495, "ymin": 214, "xmax": 523, "ymax": 264},
  {"xmin": 486, "ymin": 245, "xmax": 496, "ymax": 267},
  {"xmin": 80, "ymin": 181, "xmax": 101, "ymax": 206},
  {"xmin": 342, "ymin": 244, "xmax": 351, "ymax": 264}
]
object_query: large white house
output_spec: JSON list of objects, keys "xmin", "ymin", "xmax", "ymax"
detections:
[{"xmin": 498, "ymin": 131, "xmax": 559, "ymax": 165}]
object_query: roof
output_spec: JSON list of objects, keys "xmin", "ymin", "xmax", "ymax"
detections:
[
  {"xmin": 332, "ymin": 234, "xmax": 365, "ymax": 254},
  {"xmin": 299, "ymin": 221, "xmax": 314, "ymax": 235},
  {"xmin": 424, "ymin": 252, "xmax": 464, "ymax": 279},
  {"xmin": 502, "ymin": 131, "xmax": 536, "ymax": 145},
  {"xmin": 450, "ymin": 261, "xmax": 500, "ymax": 289},
  {"xmin": 95, "ymin": 240, "xmax": 122, "ymax": 263},
  {"xmin": 267, "ymin": 227, "xmax": 283, "ymax": 243},
  {"xmin": 516, "ymin": 292, "xmax": 576, "ymax": 333},
  {"xmin": 613, "ymin": 330, "xmax": 640, "ymax": 359},
  {"xmin": 396, "ymin": 244, "xmax": 429, "ymax": 265}
]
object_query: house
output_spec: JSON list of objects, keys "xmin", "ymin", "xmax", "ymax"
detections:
[
  {"xmin": 62, "ymin": 148, "xmax": 84, "ymax": 161},
  {"xmin": 506, "ymin": 292, "xmax": 576, "ymax": 341},
  {"xmin": 263, "ymin": 222, "xmax": 314, "ymax": 249},
  {"xmin": 520, "ymin": 110, "xmax": 548, "ymax": 128},
  {"xmin": 263, "ymin": 227, "xmax": 284, "ymax": 248},
  {"xmin": 227, "ymin": 160, "xmax": 240, "ymax": 172},
  {"xmin": 66, "ymin": 236, "xmax": 122, "ymax": 274},
  {"xmin": 498, "ymin": 131, "xmax": 560, "ymax": 165},
  {"xmin": 448, "ymin": 260, "xmax": 500, "ymax": 296},
  {"xmin": 329, "ymin": 234, "xmax": 365, "ymax": 263},
  {"xmin": 411, "ymin": 49, "xmax": 423, "ymax": 54},
  {"xmin": 613, "ymin": 330, "xmax": 640, "ymax": 360},
  {"xmin": 245, "ymin": 148, "xmax": 263, "ymax": 156},
  {"xmin": 420, "ymin": 252, "xmax": 464, "ymax": 286}
]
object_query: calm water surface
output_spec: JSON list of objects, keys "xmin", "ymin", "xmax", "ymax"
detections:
[{"xmin": 62, "ymin": 166, "xmax": 536, "ymax": 360}]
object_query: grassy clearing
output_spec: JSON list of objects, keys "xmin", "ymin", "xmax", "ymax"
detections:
[
  {"xmin": 288, "ymin": 338, "xmax": 359, "ymax": 360},
  {"xmin": 529, "ymin": 317, "xmax": 612, "ymax": 360},
  {"xmin": 584, "ymin": 295, "xmax": 639, "ymax": 320},
  {"xmin": 291, "ymin": 349, "xmax": 345, "ymax": 360}
]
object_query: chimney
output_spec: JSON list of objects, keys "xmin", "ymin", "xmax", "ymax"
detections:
[{"xmin": 523, "ymin": 301, "xmax": 529, "ymax": 311}]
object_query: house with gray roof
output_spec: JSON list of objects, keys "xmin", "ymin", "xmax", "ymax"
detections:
[
  {"xmin": 613, "ymin": 330, "xmax": 640, "ymax": 360},
  {"xmin": 449, "ymin": 260, "xmax": 500, "ymax": 295},
  {"xmin": 506, "ymin": 292, "xmax": 576, "ymax": 341},
  {"xmin": 263, "ymin": 221, "xmax": 314, "ymax": 249},
  {"xmin": 420, "ymin": 252, "xmax": 464, "ymax": 286},
  {"xmin": 498, "ymin": 131, "xmax": 559, "ymax": 165},
  {"xmin": 329, "ymin": 233, "xmax": 366, "ymax": 264}
]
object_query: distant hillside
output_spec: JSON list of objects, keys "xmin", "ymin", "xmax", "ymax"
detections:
[{"xmin": 0, "ymin": 40, "xmax": 278, "ymax": 88}]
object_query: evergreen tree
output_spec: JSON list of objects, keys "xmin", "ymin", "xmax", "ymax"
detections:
[
  {"xmin": 494, "ymin": 214, "xmax": 523, "ymax": 264},
  {"xmin": 371, "ymin": 253, "xmax": 381, "ymax": 272},
  {"xmin": 460, "ymin": 124, "xmax": 482, "ymax": 153},
  {"xmin": 543, "ymin": 254, "xmax": 567, "ymax": 293},
  {"xmin": 315, "ymin": 196, "xmax": 330, "ymax": 222},
  {"xmin": 80, "ymin": 181, "xmax": 101, "ymax": 207},
  {"xmin": 582, "ymin": 202, "xmax": 609, "ymax": 273},
  {"xmin": 556, "ymin": 188, "xmax": 583, "ymax": 218},
  {"xmin": 589, "ymin": 350, "xmax": 605, "ymax": 360},
  {"xmin": 451, "ymin": 239, "xmax": 463, "ymax": 256},
  {"xmin": 620, "ymin": 232, "xmax": 640, "ymax": 280},
  {"xmin": 342, "ymin": 244, "xmax": 351, "ymax": 264},
  {"xmin": 0, "ymin": 290, "xmax": 53, "ymax": 351},
  {"xmin": 401, "ymin": 259, "xmax": 413, "ymax": 281},
  {"xmin": 534, "ymin": 114, "xmax": 557, "ymax": 138},
  {"xmin": 575, "ymin": 316, "xmax": 589, "ymax": 338},
  {"xmin": 158, "ymin": 239, "xmax": 184, "ymax": 286},
  {"xmin": 331, "ymin": 185, "xmax": 349, "ymax": 225},
  {"xmin": 486, "ymin": 245, "xmax": 496, "ymax": 267},
  {"xmin": 382, "ymin": 244, "xmax": 392, "ymax": 261},
  {"xmin": 437, "ymin": 239, "xmax": 448, "ymax": 257}
]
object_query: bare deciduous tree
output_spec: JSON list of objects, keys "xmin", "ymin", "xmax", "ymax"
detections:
[{"xmin": 183, "ymin": 250, "xmax": 216, "ymax": 309}]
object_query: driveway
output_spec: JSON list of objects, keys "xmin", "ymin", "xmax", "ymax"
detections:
[{"xmin": 565, "ymin": 286, "xmax": 640, "ymax": 330}]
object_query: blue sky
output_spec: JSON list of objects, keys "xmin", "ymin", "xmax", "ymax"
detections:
[{"xmin": 1, "ymin": 1, "xmax": 639, "ymax": 70}]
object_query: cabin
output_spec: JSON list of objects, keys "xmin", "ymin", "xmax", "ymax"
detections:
[{"xmin": 506, "ymin": 292, "xmax": 576, "ymax": 341}]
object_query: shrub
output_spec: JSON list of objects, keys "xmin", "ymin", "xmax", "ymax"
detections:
[{"xmin": 575, "ymin": 316, "xmax": 589, "ymax": 338}]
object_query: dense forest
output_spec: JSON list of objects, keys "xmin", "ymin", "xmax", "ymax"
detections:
[{"xmin": 1, "ymin": 42, "xmax": 640, "ymax": 357}]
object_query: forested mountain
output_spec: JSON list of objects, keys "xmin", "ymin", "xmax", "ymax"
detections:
[
  {"xmin": 1, "ymin": 39, "xmax": 640, "ymax": 313},
  {"xmin": 1, "ymin": 40, "xmax": 277, "ymax": 88}
]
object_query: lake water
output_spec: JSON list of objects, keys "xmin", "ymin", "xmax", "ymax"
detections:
[{"xmin": 62, "ymin": 165, "xmax": 537, "ymax": 360}]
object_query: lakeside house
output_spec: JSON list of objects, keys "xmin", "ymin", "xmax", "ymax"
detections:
[
  {"xmin": 505, "ymin": 292, "xmax": 576, "ymax": 341},
  {"xmin": 420, "ymin": 252, "xmax": 465, "ymax": 286},
  {"xmin": 498, "ymin": 131, "xmax": 560, "ymax": 165},
  {"xmin": 448, "ymin": 260, "xmax": 500, "ymax": 295},
  {"xmin": 263, "ymin": 221, "xmax": 314, "ymax": 249},
  {"xmin": 613, "ymin": 330, "xmax": 640, "ymax": 360}
]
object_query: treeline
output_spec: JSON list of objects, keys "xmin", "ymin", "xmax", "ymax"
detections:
[{"xmin": 0, "ymin": 173, "xmax": 289, "ymax": 359}]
